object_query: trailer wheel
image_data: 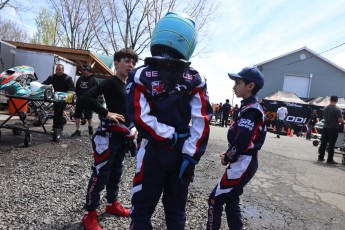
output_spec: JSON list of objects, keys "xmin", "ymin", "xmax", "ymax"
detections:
[{"xmin": 24, "ymin": 133, "xmax": 32, "ymax": 147}]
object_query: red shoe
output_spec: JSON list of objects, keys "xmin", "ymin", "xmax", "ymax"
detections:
[
  {"xmin": 82, "ymin": 210, "xmax": 102, "ymax": 230},
  {"xmin": 105, "ymin": 200, "xmax": 130, "ymax": 217}
]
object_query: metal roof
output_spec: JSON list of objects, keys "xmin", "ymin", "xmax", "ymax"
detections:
[
  {"xmin": 4, "ymin": 40, "xmax": 114, "ymax": 79},
  {"xmin": 255, "ymin": 46, "xmax": 345, "ymax": 74}
]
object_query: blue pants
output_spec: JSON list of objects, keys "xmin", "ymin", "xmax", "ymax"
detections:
[
  {"xmin": 84, "ymin": 133, "xmax": 126, "ymax": 211},
  {"xmin": 130, "ymin": 140, "xmax": 190, "ymax": 230},
  {"xmin": 207, "ymin": 155, "xmax": 258, "ymax": 230}
]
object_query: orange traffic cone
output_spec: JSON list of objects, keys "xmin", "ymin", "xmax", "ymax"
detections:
[
  {"xmin": 289, "ymin": 129, "xmax": 294, "ymax": 137},
  {"xmin": 287, "ymin": 128, "xmax": 291, "ymax": 136}
]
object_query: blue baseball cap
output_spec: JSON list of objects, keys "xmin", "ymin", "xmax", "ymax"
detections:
[{"xmin": 228, "ymin": 67, "xmax": 264, "ymax": 89}]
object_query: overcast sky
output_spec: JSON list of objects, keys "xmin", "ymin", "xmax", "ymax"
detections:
[{"xmin": 6, "ymin": 0, "xmax": 345, "ymax": 105}]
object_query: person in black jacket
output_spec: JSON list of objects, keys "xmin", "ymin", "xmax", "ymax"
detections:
[
  {"xmin": 221, "ymin": 99, "xmax": 231, "ymax": 127},
  {"xmin": 78, "ymin": 48, "xmax": 138, "ymax": 230},
  {"xmin": 42, "ymin": 64, "xmax": 74, "ymax": 138},
  {"xmin": 71, "ymin": 64, "xmax": 98, "ymax": 137}
]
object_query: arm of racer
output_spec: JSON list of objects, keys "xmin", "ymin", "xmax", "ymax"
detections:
[
  {"xmin": 223, "ymin": 109, "xmax": 262, "ymax": 163},
  {"xmin": 181, "ymin": 85, "xmax": 212, "ymax": 163},
  {"xmin": 126, "ymin": 67, "xmax": 175, "ymax": 145}
]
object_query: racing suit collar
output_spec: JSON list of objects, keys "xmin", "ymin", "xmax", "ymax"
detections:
[{"xmin": 240, "ymin": 95, "xmax": 257, "ymax": 107}]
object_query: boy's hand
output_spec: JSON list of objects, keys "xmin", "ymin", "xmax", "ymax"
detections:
[
  {"xmin": 220, "ymin": 152, "xmax": 228, "ymax": 166},
  {"xmin": 106, "ymin": 112, "xmax": 125, "ymax": 124}
]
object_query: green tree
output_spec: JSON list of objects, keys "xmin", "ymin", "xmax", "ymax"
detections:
[{"xmin": 31, "ymin": 8, "xmax": 60, "ymax": 46}]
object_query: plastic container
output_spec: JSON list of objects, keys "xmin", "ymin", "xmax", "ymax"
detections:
[{"xmin": 8, "ymin": 98, "xmax": 28, "ymax": 115}]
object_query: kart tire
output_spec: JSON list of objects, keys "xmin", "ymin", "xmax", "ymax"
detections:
[
  {"xmin": 44, "ymin": 88, "xmax": 53, "ymax": 101},
  {"xmin": 312, "ymin": 140, "xmax": 319, "ymax": 146},
  {"xmin": 81, "ymin": 119, "xmax": 87, "ymax": 125}
]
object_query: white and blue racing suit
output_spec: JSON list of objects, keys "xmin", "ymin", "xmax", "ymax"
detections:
[
  {"xmin": 126, "ymin": 58, "xmax": 213, "ymax": 230},
  {"xmin": 207, "ymin": 96, "xmax": 266, "ymax": 230}
]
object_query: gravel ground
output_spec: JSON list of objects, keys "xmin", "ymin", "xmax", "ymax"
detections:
[{"xmin": 0, "ymin": 121, "xmax": 240, "ymax": 230}]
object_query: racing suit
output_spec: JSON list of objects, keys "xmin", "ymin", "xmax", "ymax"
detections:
[
  {"xmin": 77, "ymin": 76, "xmax": 134, "ymax": 211},
  {"xmin": 207, "ymin": 96, "xmax": 266, "ymax": 230},
  {"xmin": 126, "ymin": 57, "xmax": 213, "ymax": 230}
]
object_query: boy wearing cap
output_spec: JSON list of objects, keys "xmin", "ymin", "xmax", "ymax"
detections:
[
  {"xmin": 206, "ymin": 67, "xmax": 267, "ymax": 230},
  {"xmin": 72, "ymin": 64, "xmax": 98, "ymax": 137}
]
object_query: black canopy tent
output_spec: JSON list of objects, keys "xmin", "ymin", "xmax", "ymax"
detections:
[{"xmin": 261, "ymin": 91, "xmax": 312, "ymax": 133}]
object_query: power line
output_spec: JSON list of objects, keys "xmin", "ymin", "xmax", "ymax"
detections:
[{"xmin": 319, "ymin": 42, "xmax": 345, "ymax": 55}]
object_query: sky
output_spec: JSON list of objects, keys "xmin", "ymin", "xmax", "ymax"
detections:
[{"xmin": 5, "ymin": 0, "xmax": 345, "ymax": 105}]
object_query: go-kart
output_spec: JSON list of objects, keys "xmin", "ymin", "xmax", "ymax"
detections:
[
  {"xmin": 0, "ymin": 65, "xmax": 75, "ymax": 103},
  {"xmin": 0, "ymin": 65, "xmax": 76, "ymax": 145}
]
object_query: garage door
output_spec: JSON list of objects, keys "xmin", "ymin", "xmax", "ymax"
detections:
[{"xmin": 283, "ymin": 75, "xmax": 311, "ymax": 98}]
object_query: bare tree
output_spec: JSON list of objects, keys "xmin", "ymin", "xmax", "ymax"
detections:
[
  {"xmin": 48, "ymin": 0, "xmax": 104, "ymax": 50},
  {"xmin": 0, "ymin": 0, "xmax": 12, "ymax": 10},
  {"xmin": 0, "ymin": 16, "xmax": 30, "ymax": 42},
  {"xmin": 0, "ymin": 0, "xmax": 31, "ymax": 13},
  {"xmin": 95, "ymin": 0, "xmax": 220, "ymax": 56}
]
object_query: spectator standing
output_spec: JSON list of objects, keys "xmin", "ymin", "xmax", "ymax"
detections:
[
  {"xmin": 231, "ymin": 104, "xmax": 239, "ymax": 121},
  {"xmin": 318, "ymin": 96, "xmax": 345, "ymax": 164},
  {"xmin": 126, "ymin": 12, "xmax": 212, "ymax": 230},
  {"xmin": 206, "ymin": 67, "xmax": 266, "ymax": 230},
  {"xmin": 42, "ymin": 64, "xmax": 74, "ymax": 140},
  {"xmin": 72, "ymin": 64, "xmax": 98, "ymax": 137},
  {"xmin": 306, "ymin": 110, "xmax": 319, "ymax": 140},
  {"xmin": 216, "ymin": 102, "xmax": 223, "ymax": 123},
  {"xmin": 221, "ymin": 99, "xmax": 231, "ymax": 127},
  {"xmin": 79, "ymin": 49, "xmax": 139, "ymax": 230},
  {"xmin": 276, "ymin": 106, "xmax": 288, "ymax": 138}
]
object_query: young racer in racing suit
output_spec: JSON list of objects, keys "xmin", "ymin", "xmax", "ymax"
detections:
[
  {"xmin": 126, "ymin": 12, "xmax": 213, "ymax": 230},
  {"xmin": 206, "ymin": 67, "xmax": 267, "ymax": 230},
  {"xmin": 77, "ymin": 48, "xmax": 138, "ymax": 230}
]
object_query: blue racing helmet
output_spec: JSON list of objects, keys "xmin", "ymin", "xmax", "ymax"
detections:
[{"xmin": 150, "ymin": 12, "xmax": 197, "ymax": 60}]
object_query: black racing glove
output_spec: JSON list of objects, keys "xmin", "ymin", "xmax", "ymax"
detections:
[
  {"xmin": 178, "ymin": 154, "xmax": 197, "ymax": 184},
  {"xmin": 172, "ymin": 132, "xmax": 190, "ymax": 152}
]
